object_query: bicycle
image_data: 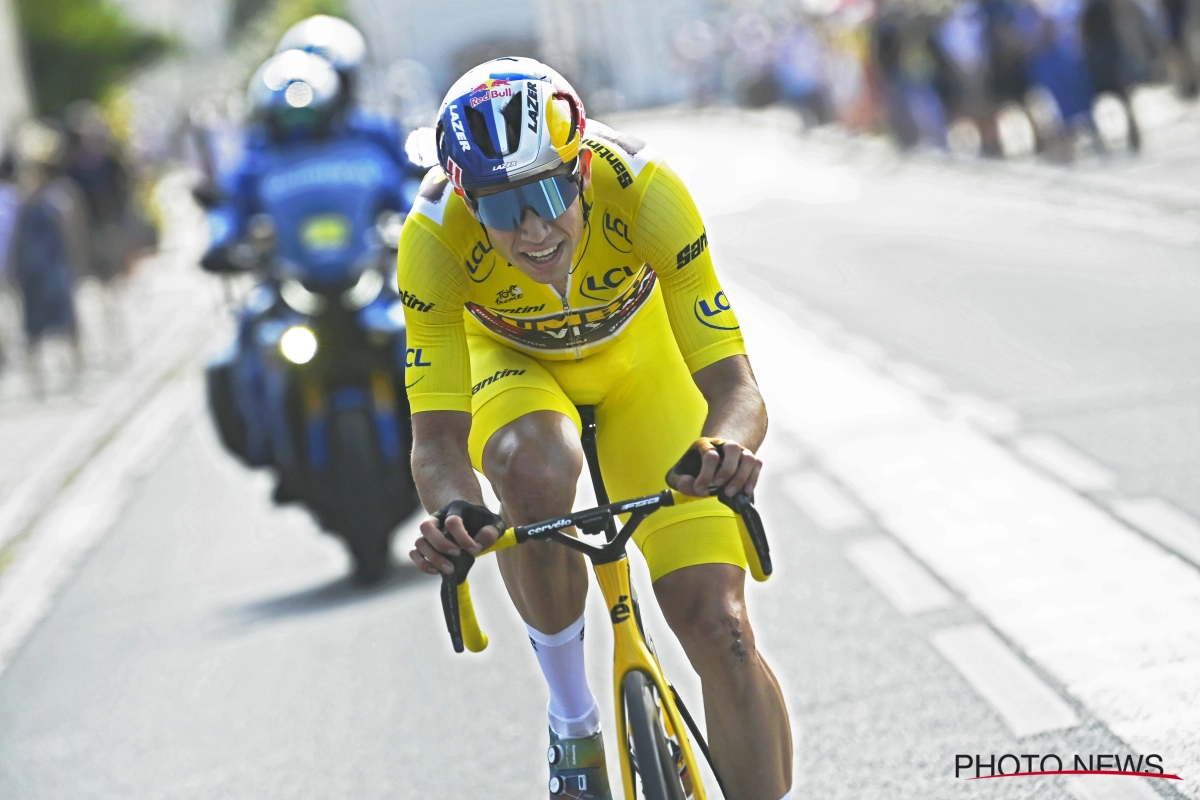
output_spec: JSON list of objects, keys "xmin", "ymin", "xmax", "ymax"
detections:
[{"xmin": 438, "ymin": 406, "xmax": 772, "ymax": 799}]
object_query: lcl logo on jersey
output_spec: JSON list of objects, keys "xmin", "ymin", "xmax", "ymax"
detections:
[
  {"xmin": 694, "ymin": 291, "xmax": 739, "ymax": 330},
  {"xmin": 464, "ymin": 240, "xmax": 494, "ymax": 283},
  {"xmin": 602, "ymin": 212, "xmax": 632, "ymax": 253},
  {"xmin": 581, "ymin": 265, "xmax": 637, "ymax": 301},
  {"xmin": 405, "ymin": 348, "xmax": 432, "ymax": 367}
]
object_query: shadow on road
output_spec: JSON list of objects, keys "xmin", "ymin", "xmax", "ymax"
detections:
[{"xmin": 230, "ymin": 560, "xmax": 428, "ymax": 625}]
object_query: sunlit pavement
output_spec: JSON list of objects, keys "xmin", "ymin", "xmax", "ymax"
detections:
[{"xmin": 0, "ymin": 109, "xmax": 1197, "ymax": 799}]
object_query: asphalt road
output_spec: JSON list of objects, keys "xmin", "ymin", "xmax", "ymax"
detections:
[{"xmin": 0, "ymin": 110, "xmax": 1197, "ymax": 799}]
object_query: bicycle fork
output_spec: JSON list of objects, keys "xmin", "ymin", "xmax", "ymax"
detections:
[{"xmin": 594, "ymin": 556, "xmax": 707, "ymax": 800}]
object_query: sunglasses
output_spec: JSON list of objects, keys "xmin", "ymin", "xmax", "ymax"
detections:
[{"xmin": 466, "ymin": 169, "xmax": 581, "ymax": 232}]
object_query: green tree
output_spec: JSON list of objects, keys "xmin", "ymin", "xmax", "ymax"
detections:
[{"xmin": 15, "ymin": 0, "xmax": 172, "ymax": 117}]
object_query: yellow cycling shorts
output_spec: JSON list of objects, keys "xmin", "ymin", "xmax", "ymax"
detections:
[{"xmin": 466, "ymin": 288, "xmax": 747, "ymax": 583}]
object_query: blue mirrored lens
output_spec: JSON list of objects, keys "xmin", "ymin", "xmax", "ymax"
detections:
[{"xmin": 474, "ymin": 174, "xmax": 580, "ymax": 231}]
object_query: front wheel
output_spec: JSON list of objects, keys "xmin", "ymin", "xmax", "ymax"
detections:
[
  {"xmin": 329, "ymin": 410, "xmax": 392, "ymax": 584},
  {"xmin": 623, "ymin": 671, "xmax": 687, "ymax": 800}
]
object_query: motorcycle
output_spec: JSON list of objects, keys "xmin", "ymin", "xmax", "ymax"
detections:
[{"xmin": 205, "ymin": 201, "xmax": 419, "ymax": 584}]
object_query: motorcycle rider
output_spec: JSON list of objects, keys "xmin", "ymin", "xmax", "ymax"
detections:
[{"xmin": 199, "ymin": 48, "xmax": 419, "ymax": 488}]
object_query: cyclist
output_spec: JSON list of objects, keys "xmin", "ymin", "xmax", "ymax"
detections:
[{"xmin": 400, "ymin": 58, "xmax": 793, "ymax": 800}]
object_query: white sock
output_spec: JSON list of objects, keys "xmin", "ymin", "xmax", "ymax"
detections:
[{"xmin": 526, "ymin": 613, "xmax": 601, "ymax": 738}]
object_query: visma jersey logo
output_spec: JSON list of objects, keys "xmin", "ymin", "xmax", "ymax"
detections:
[
  {"xmin": 580, "ymin": 266, "xmax": 637, "ymax": 302},
  {"xmin": 464, "ymin": 240, "xmax": 494, "ymax": 283},
  {"xmin": 694, "ymin": 291, "xmax": 739, "ymax": 330}
]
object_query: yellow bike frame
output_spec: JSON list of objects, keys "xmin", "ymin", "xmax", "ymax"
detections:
[{"xmin": 594, "ymin": 554, "xmax": 707, "ymax": 799}]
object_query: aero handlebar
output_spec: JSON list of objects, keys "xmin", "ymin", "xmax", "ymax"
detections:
[{"xmin": 438, "ymin": 485, "xmax": 771, "ymax": 654}]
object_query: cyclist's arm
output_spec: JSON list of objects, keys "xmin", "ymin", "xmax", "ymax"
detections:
[
  {"xmin": 690, "ymin": 355, "xmax": 767, "ymax": 497},
  {"xmin": 397, "ymin": 206, "xmax": 499, "ymax": 571},
  {"xmin": 632, "ymin": 161, "xmax": 764, "ymax": 496},
  {"xmin": 409, "ymin": 411, "xmax": 500, "ymax": 575}
]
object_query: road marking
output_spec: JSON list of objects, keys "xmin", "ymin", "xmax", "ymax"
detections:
[
  {"xmin": 1014, "ymin": 434, "xmax": 1116, "ymax": 492},
  {"xmin": 887, "ymin": 362, "xmax": 946, "ymax": 398},
  {"xmin": 1066, "ymin": 775, "xmax": 1166, "ymax": 800},
  {"xmin": 946, "ymin": 393, "xmax": 1021, "ymax": 437},
  {"xmin": 846, "ymin": 538, "xmax": 954, "ymax": 614},
  {"xmin": 932, "ymin": 624, "xmax": 1079, "ymax": 737},
  {"xmin": 1110, "ymin": 496, "xmax": 1200, "ymax": 567},
  {"xmin": 0, "ymin": 377, "xmax": 194, "ymax": 678},
  {"xmin": 722, "ymin": 274, "xmax": 1200, "ymax": 798},
  {"xmin": 781, "ymin": 472, "xmax": 866, "ymax": 531},
  {"xmin": 836, "ymin": 334, "xmax": 888, "ymax": 367}
]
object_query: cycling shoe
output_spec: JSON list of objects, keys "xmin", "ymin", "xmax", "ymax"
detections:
[{"xmin": 546, "ymin": 727, "xmax": 612, "ymax": 799}]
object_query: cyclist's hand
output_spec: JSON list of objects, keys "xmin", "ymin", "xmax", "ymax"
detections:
[
  {"xmin": 667, "ymin": 437, "xmax": 762, "ymax": 499},
  {"xmin": 410, "ymin": 500, "xmax": 503, "ymax": 576}
]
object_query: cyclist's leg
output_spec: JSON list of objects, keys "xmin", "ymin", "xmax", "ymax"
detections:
[
  {"xmin": 467, "ymin": 335, "xmax": 603, "ymax": 741},
  {"xmin": 653, "ymin": 563, "xmax": 792, "ymax": 799},
  {"xmin": 562, "ymin": 297, "xmax": 792, "ymax": 799}
]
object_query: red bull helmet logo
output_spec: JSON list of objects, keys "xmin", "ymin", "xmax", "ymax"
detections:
[{"xmin": 469, "ymin": 78, "xmax": 514, "ymax": 107}]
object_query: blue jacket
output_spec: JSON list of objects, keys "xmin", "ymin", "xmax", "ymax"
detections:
[{"xmin": 206, "ymin": 109, "xmax": 425, "ymax": 284}]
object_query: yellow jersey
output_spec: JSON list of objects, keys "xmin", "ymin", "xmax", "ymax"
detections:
[{"xmin": 396, "ymin": 123, "xmax": 745, "ymax": 414}]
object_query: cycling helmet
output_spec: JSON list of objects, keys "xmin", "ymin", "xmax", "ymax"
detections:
[
  {"xmin": 248, "ymin": 49, "xmax": 341, "ymax": 141},
  {"xmin": 276, "ymin": 15, "xmax": 366, "ymax": 72},
  {"xmin": 436, "ymin": 57, "xmax": 586, "ymax": 196}
]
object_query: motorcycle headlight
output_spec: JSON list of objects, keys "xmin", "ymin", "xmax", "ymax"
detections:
[
  {"xmin": 341, "ymin": 268, "xmax": 384, "ymax": 310},
  {"xmin": 280, "ymin": 325, "xmax": 318, "ymax": 364}
]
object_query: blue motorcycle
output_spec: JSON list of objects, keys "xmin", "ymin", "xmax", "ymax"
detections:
[{"xmin": 204, "ymin": 137, "xmax": 420, "ymax": 584}]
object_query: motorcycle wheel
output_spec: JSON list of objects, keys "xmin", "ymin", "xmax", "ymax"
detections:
[
  {"xmin": 205, "ymin": 360, "xmax": 248, "ymax": 462},
  {"xmin": 329, "ymin": 410, "xmax": 392, "ymax": 584}
]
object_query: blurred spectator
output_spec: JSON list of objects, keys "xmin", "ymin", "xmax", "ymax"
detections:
[
  {"xmin": 1026, "ymin": 0, "xmax": 1097, "ymax": 155},
  {"xmin": 64, "ymin": 102, "xmax": 140, "ymax": 284},
  {"xmin": 11, "ymin": 121, "xmax": 90, "ymax": 396},
  {"xmin": 1080, "ymin": 0, "xmax": 1157, "ymax": 149},
  {"xmin": 775, "ymin": 15, "xmax": 835, "ymax": 127},
  {"xmin": 871, "ymin": 5, "xmax": 950, "ymax": 148},
  {"xmin": 824, "ymin": 6, "xmax": 878, "ymax": 131},
  {"xmin": 1160, "ymin": 0, "xmax": 1199, "ymax": 95},
  {"xmin": 0, "ymin": 149, "xmax": 19, "ymax": 370}
]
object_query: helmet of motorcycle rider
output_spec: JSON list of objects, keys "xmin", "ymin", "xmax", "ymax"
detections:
[
  {"xmin": 436, "ymin": 57, "xmax": 587, "ymax": 231},
  {"xmin": 248, "ymin": 49, "xmax": 342, "ymax": 143},
  {"xmin": 276, "ymin": 15, "xmax": 366, "ymax": 106}
]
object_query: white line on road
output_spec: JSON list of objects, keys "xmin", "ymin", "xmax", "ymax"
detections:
[
  {"xmin": 1110, "ymin": 496, "xmax": 1200, "ymax": 567},
  {"xmin": 845, "ymin": 538, "xmax": 954, "ymax": 615},
  {"xmin": 1066, "ymin": 775, "xmax": 1167, "ymax": 800},
  {"xmin": 945, "ymin": 393, "xmax": 1021, "ymax": 438},
  {"xmin": 887, "ymin": 362, "xmax": 947, "ymax": 398},
  {"xmin": 1014, "ymin": 434, "xmax": 1117, "ymax": 493},
  {"xmin": 932, "ymin": 624, "xmax": 1079, "ymax": 737},
  {"xmin": 781, "ymin": 472, "xmax": 866, "ymax": 531},
  {"xmin": 0, "ymin": 377, "xmax": 195, "ymax": 678}
]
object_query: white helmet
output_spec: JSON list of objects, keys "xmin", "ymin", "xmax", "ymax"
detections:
[{"xmin": 276, "ymin": 15, "xmax": 366, "ymax": 72}]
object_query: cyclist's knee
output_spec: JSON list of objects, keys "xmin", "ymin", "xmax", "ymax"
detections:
[
  {"xmin": 483, "ymin": 410, "xmax": 582, "ymax": 521},
  {"xmin": 655, "ymin": 564, "xmax": 759, "ymax": 679}
]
